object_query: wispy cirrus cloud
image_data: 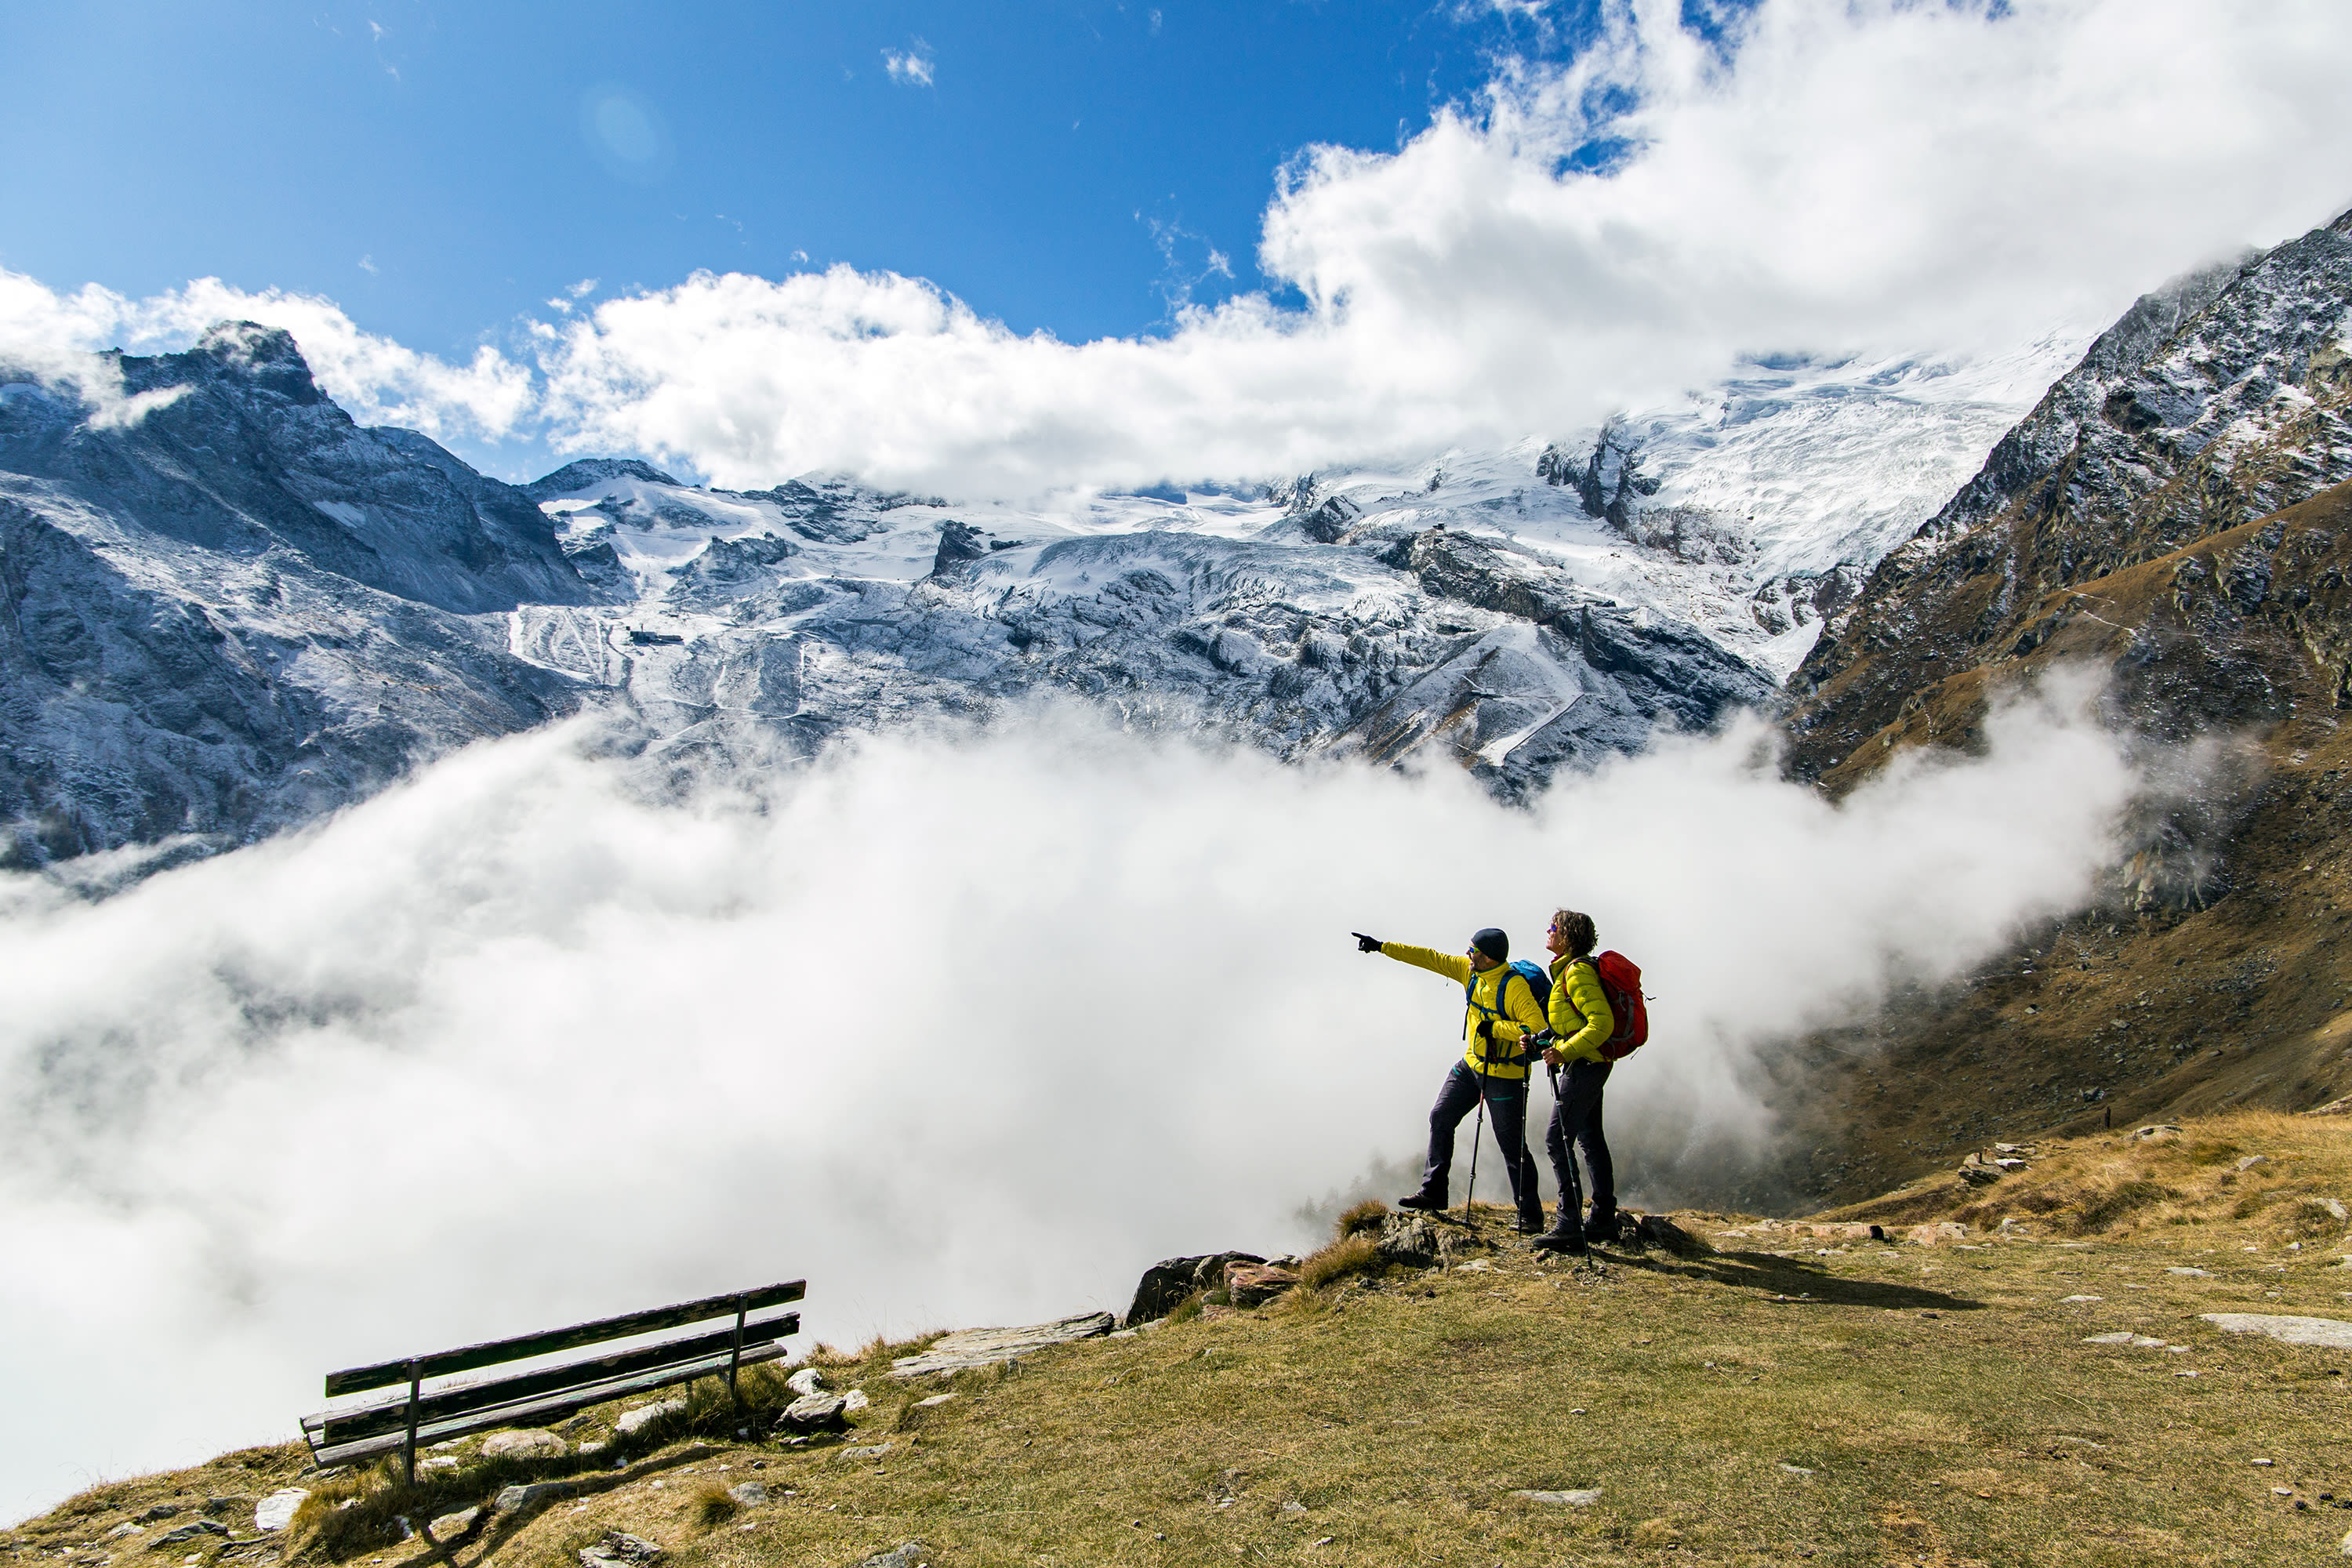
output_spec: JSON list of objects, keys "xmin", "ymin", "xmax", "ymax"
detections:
[{"xmin": 882, "ymin": 42, "xmax": 935, "ymax": 87}]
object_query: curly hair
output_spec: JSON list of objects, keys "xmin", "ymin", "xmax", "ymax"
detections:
[{"xmin": 1550, "ymin": 909, "xmax": 1597, "ymax": 960}]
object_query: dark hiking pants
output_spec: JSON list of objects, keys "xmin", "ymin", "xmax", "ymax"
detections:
[
  {"xmin": 1417, "ymin": 1060, "xmax": 1543, "ymax": 1214},
  {"xmin": 1544, "ymin": 1058, "xmax": 1616, "ymax": 1225}
]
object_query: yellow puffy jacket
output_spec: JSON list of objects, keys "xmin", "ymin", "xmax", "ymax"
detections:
[
  {"xmin": 1547, "ymin": 953, "xmax": 1617, "ymax": 1065},
  {"xmin": 1377, "ymin": 942, "xmax": 1548, "ymax": 1080}
]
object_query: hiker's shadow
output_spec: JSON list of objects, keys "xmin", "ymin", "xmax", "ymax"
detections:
[{"xmin": 1608, "ymin": 1247, "xmax": 1986, "ymax": 1312}]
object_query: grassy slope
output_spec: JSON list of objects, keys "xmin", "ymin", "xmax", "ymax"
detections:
[{"xmin": 10, "ymin": 1112, "xmax": 2350, "ymax": 1568}]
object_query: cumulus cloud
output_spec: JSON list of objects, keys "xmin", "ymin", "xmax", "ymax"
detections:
[
  {"xmin": 0, "ymin": 677, "xmax": 2144, "ymax": 1515},
  {"xmin": 516, "ymin": 0, "xmax": 2352, "ymax": 495},
  {"xmin": 9, "ymin": 1, "xmax": 2352, "ymax": 495},
  {"xmin": 0, "ymin": 267, "xmax": 534, "ymax": 442}
]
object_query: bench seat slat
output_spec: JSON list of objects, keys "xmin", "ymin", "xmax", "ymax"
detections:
[
  {"xmin": 308, "ymin": 1311, "xmax": 799, "ymax": 1446},
  {"xmin": 324, "ymin": 1280, "xmax": 806, "ymax": 1396},
  {"xmin": 304, "ymin": 1338, "xmax": 790, "ymax": 1467}
]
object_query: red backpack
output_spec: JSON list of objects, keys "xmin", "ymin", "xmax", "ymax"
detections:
[{"xmin": 1577, "ymin": 951, "xmax": 1650, "ymax": 1060}]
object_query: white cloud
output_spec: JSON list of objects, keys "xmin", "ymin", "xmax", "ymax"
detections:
[
  {"xmin": 531, "ymin": 0, "xmax": 2352, "ymax": 496},
  {"xmin": 7, "ymin": 1, "xmax": 2352, "ymax": 495},
  {"xmin": 0, "ymin": 267, "xmax": 533, "ymax": 442},
  {"xmin": 0, "ymin": 677, "xmax": 2143, "ymax": 1515},
  {"xmin": 882, "ymin": 44, "xmax": 935, "ymax": 87}
]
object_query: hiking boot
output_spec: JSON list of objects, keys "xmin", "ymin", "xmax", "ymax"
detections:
[
  {"xmin": 1395, "ymin": 1190, "xmax": 1446, "ymax": 1213},
  {"xmin": 1514, "ymin": 1207, "xmax": 1547, "ymax": 1236},
  {"xmin": 1583, "ymin": 1210, "xmax": 1621, "ymax": 1245},
  {"xmin": 1527, "ymin": 1214, "xmax": 1588, "ymax": 1254}
]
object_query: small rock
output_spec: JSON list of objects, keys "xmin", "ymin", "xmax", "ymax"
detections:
[
  {"xmin": 2312, "ymin": 1197, "xmax": 2350, "ymax": 1222},
  {"xmin": 1509, "ymin": 1489, "xmax": 1602, "ymax": 1506},
  {"xmin": 2126, "ymin": 1124, "xmax": 2183, "ymax": 1144},
  {"xmin": 725, "ymin": 1483, "xmax": 767, "ymax": 1507},
  {"xmin": 914, "ymin": 1393, "xmax": 957, "ymax": 1409},
  {"xmin": 779, "ymin": 1393, "xmax": 849, "ymax": 1432},
  {"xmin": 148, "ymin": 1523, "xmax": 227, "ymax": 1551},
  {"xmin": 481, "ymin": 1429, "xmax": 568, "ymax": 1460},
  {"xmin": 850, "ymin": 1544, "xmax": 927, "ymax": 1568},
  {"xmin": 492, "ymin": 1482, "xmax": 576, "ymax": 1515},
  {"xmin": 253, "ymin": 1490, "xmax": 309, "ymax": 1534},
  {"xmin": 578, "ymin": 1530, "xmax": 664, "ymax": 1568},
  {"xmin": 2166, "ymin": 1267, "xmax": 2211, "ymax": 1277},
  {"xmin": 839, "ymin": 1442, "xmax": 894, "ymax": 1461},
  {"xmin": 1777, "ymin": 1463, "xmax": 1814, "ymax": 1476},
  {"xmin": 132, "ymin": 1507, "xmax": 181, "ymax": 1526},
  {"xmin": 785, "ymin": 1367, "xmax": 826, "ymax": 1397},
  {"xmin": 840, "ymin": 1389, "xmax": 870, "ymax": 1414},
  {"xmin": 1904, "ymin": 1222, "xmax": 1968, "ymax": 1247},
  {"xmin": 106, "ymin": 1525, "xmax": 143, "ymax": 1541},
  {"xmin": 1125, "ymin": 1253, "xmax": 1266, "ymax": 1324},
  {"xmin": 615, "ymin": 1399, "xmax": 687, "ymax": 1437},
  {"xmin": 2060, "ymin": 1294, "xmax": 2103, "ymax": 1302},
  {"xmin": 2201, "ymin": 1313, "xmax": 2352, "ymax": 1350},
  {"xmin": 426, "ymin": 1510, "xmax": 478, "ymax": 1541},
  {"xmin": 2237, "ymin": 1155, "xmax": 2270, "ymax": 1171}
]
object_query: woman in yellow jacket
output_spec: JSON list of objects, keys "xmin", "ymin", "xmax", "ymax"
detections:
[
  {"xmin": 1529, "ymin": 909, "xmax": 1617, "ymax": 1254},
  {"xmin": 1352, "ymin": 926, "xmax": 1549, "ymax": 1233}
]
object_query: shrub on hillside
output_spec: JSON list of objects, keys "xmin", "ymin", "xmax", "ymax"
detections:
[{"xmin": 1336, "ymin": 1200, "xmax": 1388, "ymax": 1238}]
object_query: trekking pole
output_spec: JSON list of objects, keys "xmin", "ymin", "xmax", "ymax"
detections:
[{"xmin": 1464, "ymin": 1070, "xmax": 1486, "ymax": 1224}]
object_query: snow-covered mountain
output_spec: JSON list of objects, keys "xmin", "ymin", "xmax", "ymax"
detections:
[{"xmin": 0, "ymin": 316, "xmax": 2084, "ymax": 867}]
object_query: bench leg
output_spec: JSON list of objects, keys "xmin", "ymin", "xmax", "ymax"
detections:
[{"xmin": 401, "ymin": 1359, "xmax": 421, "ymax": 1488}]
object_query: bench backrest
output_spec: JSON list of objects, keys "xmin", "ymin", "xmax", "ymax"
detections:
[{"xmin": 305, "ymin": 1279, "xmax": 804, "ymax": 1474}]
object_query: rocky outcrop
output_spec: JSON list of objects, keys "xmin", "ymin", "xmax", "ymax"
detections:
[{"xmin": 1788, "ymin": 209, "xmax": 2352, "ymax": 774}]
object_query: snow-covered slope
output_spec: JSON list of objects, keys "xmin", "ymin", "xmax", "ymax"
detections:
[{"xmin": 0, "ymin": 318, "xmax": 2083, "ymax": 866}]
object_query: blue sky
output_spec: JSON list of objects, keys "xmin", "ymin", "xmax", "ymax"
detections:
[
  {"xmin": 0, "ymin": 1, "xmax": 1595, "ymax": 360},
  {"xmin": 5, "ymin": 2, "xmax": 2347, "ymax": 495}
]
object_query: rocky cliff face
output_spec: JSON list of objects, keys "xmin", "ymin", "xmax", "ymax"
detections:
[
  {"xmin": 1785, "ymin": 209, "xmax": 2352, "ymax": 775},
  {"xmin": 0, "ymin": 325, "xmax": 608, "ymax": 865}
]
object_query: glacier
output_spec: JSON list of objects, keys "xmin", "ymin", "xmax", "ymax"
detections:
[{"xmin": 0, "ymin": 319, "xmax": 2085, "ymax": 867}]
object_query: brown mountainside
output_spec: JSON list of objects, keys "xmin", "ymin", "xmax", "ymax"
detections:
[{"xmin": 1766, "ymin": 208, "xmax": 2352, "ymax": 1206}]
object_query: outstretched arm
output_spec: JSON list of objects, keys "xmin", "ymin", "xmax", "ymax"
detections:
[{"xmin": 1370, "ymin": 940, "xmax": 1474, "ymax": 987}]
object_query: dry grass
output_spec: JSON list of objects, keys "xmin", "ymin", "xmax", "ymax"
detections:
[
  {"xmin": 1295, "ymin": 1230, "xmax": 1382, "ymax": 1290},
  {"xmin": 691, "ymin": 1485, "xmax": 739, "ymax": 1528},
  {"xmin": 1335, "ymin": 1198, "xmax": 1388, "ymax": 1236},
  {"xmin": 15, "ymin": 1113, "xmax": 2352, "ymax": 1566}
]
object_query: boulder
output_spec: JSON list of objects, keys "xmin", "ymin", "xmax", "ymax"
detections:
[
  {"xmin": 887, "ymin": 1312, "xmax": 1116, "ymax": 1377},
  {"xmin": 426, "ymin": 1509, "xmax": 479, "ymax": 1541},
  {"xmin": 779, "ymin": 1393, "xmax": 849, "ymax": 1433},
  {"xmin": 481, "ymin": 1429, "xmax": 567, "ymax": 1460},
  {"xmin": 253, "ymin": 1490, "xmax": 309, "ymax": 1534},
  {"xmin": 1125, "ymin": 1253, "xmax": 1266, "ymax": 1325},
  {"xmin": 841, "ymin": 1389, "xmax": 869, "ymax": 1414},
  {"xmin": 1223, "ymin": 1261, "xmax": 1300, "ymax": 1308},
  {"xmin": 785, "ymin": 1367, "xmax": 827, "ymax": 1397},
  {"xmin": 1904, "ymin": 1222, "xmax": 1968, "ymax": 1247}
]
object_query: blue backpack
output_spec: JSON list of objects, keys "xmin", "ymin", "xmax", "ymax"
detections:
[{"xmin": 1464, "ymin": 960, "xmax": 1552, "ymax": 1069}]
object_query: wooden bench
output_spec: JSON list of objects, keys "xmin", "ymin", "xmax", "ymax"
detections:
[{"xmin": 302, "ymin": 1280, "xmax": 804, "ymax": 1484}]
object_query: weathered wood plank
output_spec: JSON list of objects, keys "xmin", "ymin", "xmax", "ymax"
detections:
[
  {"xmin": 306, "ymin": 1339, "xmax": 790, "ymax": 1466},
  {"xmin": 310, "ymin": 1312, "xmax": 799, "ymax": 1445},
  {"xmin": 323, "ymin": 1281, "xmax": 805, "ymax": 1396}
]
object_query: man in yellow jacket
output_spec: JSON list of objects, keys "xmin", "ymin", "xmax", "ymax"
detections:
[
  {"xmin": 1352, "ymin": 926, "xmax": 1549, "ymax": 1232},
  {"xmin": 1529, "ymin": 909, "xmax": 1618, "ymax": 1254}
]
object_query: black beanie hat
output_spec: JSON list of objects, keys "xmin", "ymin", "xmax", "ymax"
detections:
[{"xmin": 1471, "ymin": 927, "xmax": 1509, "ymax": 964}]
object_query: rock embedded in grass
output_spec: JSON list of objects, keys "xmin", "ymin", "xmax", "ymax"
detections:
[
  {"xmin": 481, "ymin": 1429, "xmax": 567, "ymax": 1460},
  {"xmin": 252, "ymin": 1491, "xmax": 307, "ymax": 1534},
  {"xmin": 1509, "ymin": 1489, "xmax": 1602, "ymax": 1506},
  {"xmin": 2199, "ymin": 1313, "xmax": 2352, "ymax": 1349}
]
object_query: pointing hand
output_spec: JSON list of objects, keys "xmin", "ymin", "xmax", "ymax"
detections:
[{"xmin": 1352, "ymin": 931, "xmax": 1383, "ymax": 953}]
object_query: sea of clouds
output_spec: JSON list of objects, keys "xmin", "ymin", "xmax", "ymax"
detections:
[
  {"xmin": 0, "ymin": 677, "xmax": 2150, "ymax": 1515},
  {"xmin": 6, "ymin": 0, "xmax": 2352, "ymax": 495}
]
